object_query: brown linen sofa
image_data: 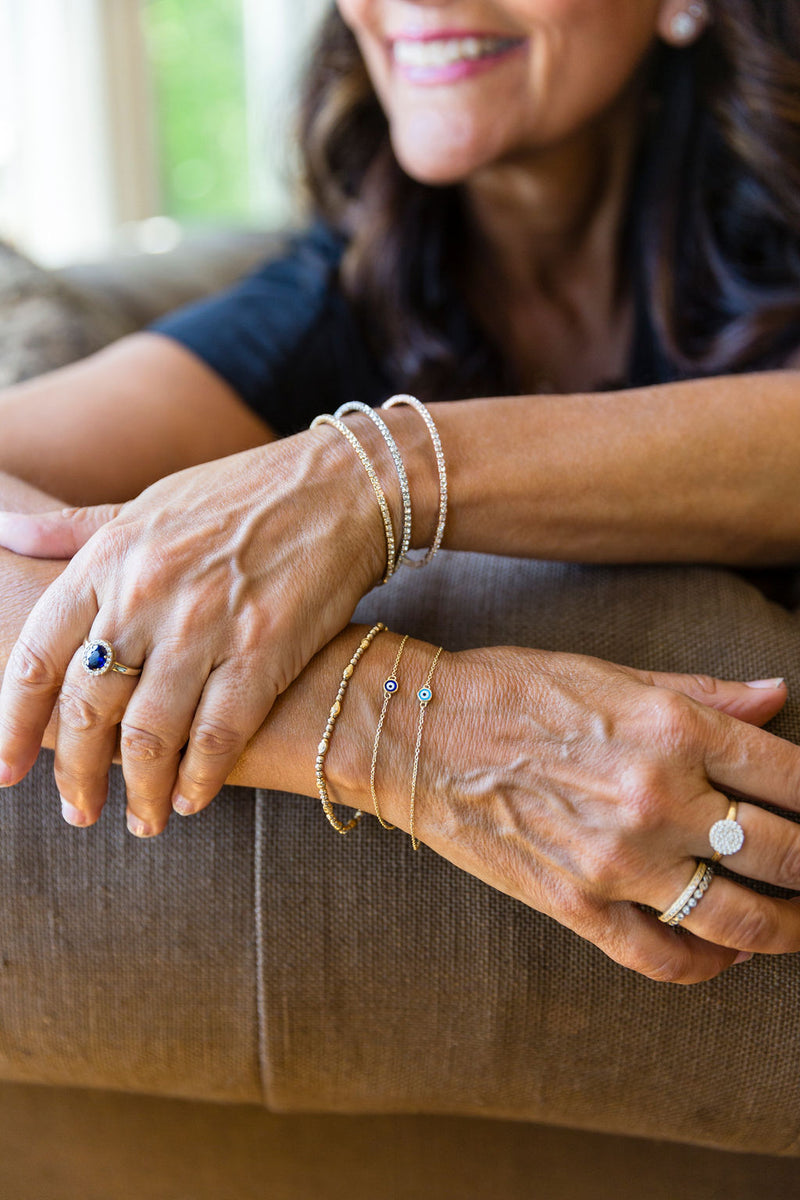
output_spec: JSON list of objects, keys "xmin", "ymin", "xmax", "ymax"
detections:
[{"xmin": 0, "ymin": 231, "xmax": 799, "ymax": 1200}]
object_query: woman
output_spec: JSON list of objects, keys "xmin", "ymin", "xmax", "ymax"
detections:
[{"xmin": 0, "ymin": 0, "xmax": 799, "ymax": 985}]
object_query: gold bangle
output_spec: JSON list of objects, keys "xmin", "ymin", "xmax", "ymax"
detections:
[
  {"xmin": 334, "ymin": 401, "xmax": 413, "ymax": 567},
  {"xmin": 316, "ymin": 623, "xmax": 387, "ymax": 834},
  {"xmin": 409, "ymin": 645, "xmax": 444, "ymax": 850},
  {"xmin": 310, "ymin": 414, "xmax": 397, "ymax": 582},
  {"xmin": 370, "ymin": 633, "xmax": 409, "ymax": 830}
]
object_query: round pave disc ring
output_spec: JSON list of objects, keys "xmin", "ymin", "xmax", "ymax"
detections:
[
  {"xmin": 709, "ymin": 800, "xmax": 745, "ymax": 862},
  {"xmin": 82, "ymin": 639, "xmax": 143, "ymax": 678}
]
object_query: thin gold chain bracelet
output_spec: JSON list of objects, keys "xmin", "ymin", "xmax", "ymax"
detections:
[
  {"xmin": 409, "ymin": 645, "xmax": 444, "ymax": 850},
  {"xmin": 369, "ymin": 633, "xmax": 409, "ymax": 830}
]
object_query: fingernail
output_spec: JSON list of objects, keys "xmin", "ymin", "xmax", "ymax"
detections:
[
  {"xmin": 744, "ymin": 678, "xmax": 785, "ymax": 689},
  {"xmin": 60, "ymin": 798, "xmax": 87, "ymax": 827},
  {"xmin": 127, "ymin": 816, "xmax": 153, "ymax": 838},
  {"xmin": 734, "ymin": 950, "xmax": 754, "ymax": 965},
  {"xmin": 0, "ymin": 760, "xmax": 15, "ymax": 786},
  {"xmin": 172, "ymin": 796, "xmax": 197, "ymax": 817}
]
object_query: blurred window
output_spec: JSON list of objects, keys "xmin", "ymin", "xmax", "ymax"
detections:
[
  {"xmin": 0, "ymin": 0, "xmax": 330, "ymax": 265},
  {"xmin": 142, "ymin": 0, "xmax": 250, "ymax": 225}
]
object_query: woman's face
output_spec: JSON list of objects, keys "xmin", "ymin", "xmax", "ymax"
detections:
[{"xmin": 336, "ymin": 0, "xmax": 673, "ymax": 184}]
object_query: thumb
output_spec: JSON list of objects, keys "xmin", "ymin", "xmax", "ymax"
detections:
[
  {"xmin": 0, "ymin": 503, "xmax": 124, "ymax": 559},
  {"xmin": 642, "ymin": 669, "xmax": 787, "ymax": 727}
]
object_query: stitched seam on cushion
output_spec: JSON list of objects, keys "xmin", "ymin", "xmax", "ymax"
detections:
[{"xmin": 254, "ymin": 787, "xmax": 271, "ymax": 1106}]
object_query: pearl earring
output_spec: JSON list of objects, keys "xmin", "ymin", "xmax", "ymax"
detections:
[{"xmin": 670, "ymin": 3, "xmax": 707, "ymax": 43}]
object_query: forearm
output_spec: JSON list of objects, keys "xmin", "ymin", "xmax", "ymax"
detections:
[
  {"xmin": 363, "ymin": 371, "xmax": 800, "ymax": 566},
  {"xmin": 0, "ymin": 333, "xmax": 275, "ymax": 505}
]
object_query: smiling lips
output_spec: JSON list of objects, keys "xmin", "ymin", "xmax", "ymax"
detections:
[{"xmin": 390, "ymin": 33, "xmax": 526, "ymax": 83}]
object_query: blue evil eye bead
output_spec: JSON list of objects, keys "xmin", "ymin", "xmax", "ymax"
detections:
[
  {"xmin": 417, "ymin": 686, "xmax": 433, "ymax": 704},
  {"xmin": 384, "ymin": 678, "xmax": 399, "ymax": 695},
  {"xmin": 82, "ymin": 639, "xmax": 114, "ymax": 676}
]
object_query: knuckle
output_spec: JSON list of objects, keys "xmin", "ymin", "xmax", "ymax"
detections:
[
  {"xmin": 579, "ymin": 843, "xmax": 624, "ymax": 892},
  {"xmin": 96, "ymin": 522, "xmax": 130, "ymax": 558},
  {"xmin": 687, "ymin": 674, "xmax": 720, "ymax": 697},
  {"xmin": 9, "ymin": 637, "xmax": 60, "ymax": 693},
  {"xmin": 120, "ymin": 723, "xmax": 170, "ymax": 764},
  {"xmin": 191, "ymin": 721, "xmax": 245, "ymax": 760},
  {"xmin": 617, "ymin": 766, "xmax": 667, "ymax": 835},
  {"xmin": 649, "ymin": 689, "xmax": 697, "ymax": 748},
  {"xmin": 237, "ymin": 607, "xmax": 273, "ymax": 655},
  {"xmin": 58, "ymin": 686, "xmax": 105, "ymax": 733}
]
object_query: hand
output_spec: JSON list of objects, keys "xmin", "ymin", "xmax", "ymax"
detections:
[
  {"xmin": 400, "ymin": 647, "xmax": 800, "ymax": 983},
  {"xmin": 0, "ymin": 428, "xmax": 389, "ymax": 835}
]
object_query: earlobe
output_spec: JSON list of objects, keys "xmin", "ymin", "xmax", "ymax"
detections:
[{"xmin": 659, "ymin": 1, "xmax": 710, "ymax": 47}]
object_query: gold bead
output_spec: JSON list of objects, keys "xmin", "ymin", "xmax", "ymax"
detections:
[
  {"xmin": 318, "ymin": 739, "xmax": 329, "ymax": 754},
  {"xmin": 343, "ymin": 664, "xmax": 354, "ymax": 679},
  {"xmin": 330, "ymin": 701, "xmax": 341, "ymax": 718}
]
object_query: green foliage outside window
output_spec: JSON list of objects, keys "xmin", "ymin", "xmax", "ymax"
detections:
[{"xmin": 142, "ymin": 0, "xmax": 251, "ymax": 224}]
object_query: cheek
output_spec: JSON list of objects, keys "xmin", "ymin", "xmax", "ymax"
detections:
[
  {"xmin": 335, "ymin": 0, "xmax": 371, "ymax": 35},
  {"xmin": 335, "ymin": 0, "xmax": 391, "ymax": 100}
]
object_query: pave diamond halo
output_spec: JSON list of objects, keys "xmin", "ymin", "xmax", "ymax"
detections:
[
  {"xmin": 709, "ymin": 817, "xmax": 745, "ymax": 858},
  {"xmin": 82, "ymin": 639, "xmax": 115, "ymax": 676}
]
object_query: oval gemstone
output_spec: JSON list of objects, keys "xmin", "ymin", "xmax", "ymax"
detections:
[{"xmin": 86, "ymin": 644, "xmax": 109, "ymax": 672}]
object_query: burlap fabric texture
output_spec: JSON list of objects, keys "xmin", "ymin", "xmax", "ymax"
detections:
[{"xmin": 1, "ymin": 552, "xmax": 799, "ymax": 1154}]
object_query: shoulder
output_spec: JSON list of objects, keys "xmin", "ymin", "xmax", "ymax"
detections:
[{"xmin": 149, "ymin": 221, "xmax": 391, "ymax": 434}]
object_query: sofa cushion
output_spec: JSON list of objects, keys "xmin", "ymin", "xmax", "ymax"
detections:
[
  {"xmin": 0, "ymin": 241, "xmax": 138, "ymax": 386},
  {"xmin": 3, "ymin": 555, "xmax": 799, "ymax": 1153},
  {"xmin": 253, "ymin": 555, "xmax": 800, "ymax": 1154}
]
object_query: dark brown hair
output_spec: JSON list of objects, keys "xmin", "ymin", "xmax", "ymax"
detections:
[{"xmin": 300, "ymin": 2, "xmax": 800, "ymax": 398}]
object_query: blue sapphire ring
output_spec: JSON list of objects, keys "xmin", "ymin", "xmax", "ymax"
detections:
[{"xmin": 82, "ymin": 639, "xmax": 143, "ymax": 678}]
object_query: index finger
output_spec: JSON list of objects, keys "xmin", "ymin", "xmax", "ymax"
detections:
[
  {"xmin": 0, "ymin": 566, "xmax": 96, "ymax": 785},
  {"xmin": 702, "ymin": 708, "xmax": 800, "ymax": 811}
]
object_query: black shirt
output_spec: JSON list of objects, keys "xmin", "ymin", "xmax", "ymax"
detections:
[
  {"xmin": 150, "ymin": 223, "xmax": 395, "ymax": 437},
  {"xmin": 150, "ymin": 220, "xmax": 678, "ymax": 437}
]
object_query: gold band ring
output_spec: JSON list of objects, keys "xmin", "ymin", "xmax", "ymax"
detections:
[
  {"xmin": 658, "ymin": 861, "xmax": 715, "ymax": 927},
  {"xmin": 82, "ymin": 639, "xmax": 143, "ymax": 678}
]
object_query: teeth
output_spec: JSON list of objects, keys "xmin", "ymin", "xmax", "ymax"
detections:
[{"xmin": 393, "ymin": 36, "xmax": 515, "ymax": 70}]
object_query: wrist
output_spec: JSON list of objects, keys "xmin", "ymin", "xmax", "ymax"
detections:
[
  {"xmin": 295, "ymin": 424, "xmax": 388, "ymax": 588},
  {"xmin": 326, "ymin": 634, "xmax": 457, "ymax": 842}
]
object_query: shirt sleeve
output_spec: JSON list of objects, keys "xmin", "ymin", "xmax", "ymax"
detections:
[{"xmin": 148, "ymin": 223, "xmax": 390, "ymax": 436}]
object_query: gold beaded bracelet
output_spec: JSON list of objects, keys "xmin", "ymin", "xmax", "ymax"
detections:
[
  {"xmin": 369, "ymin": 633, "xmax": 409, "ymax": 831},
  {"xmin": 409, "ymin": 645, "xmax": 444, "ymax": 850},
  {"xmin": 316, "ymin": 623, "xmax": 387, "ymax": 834}
]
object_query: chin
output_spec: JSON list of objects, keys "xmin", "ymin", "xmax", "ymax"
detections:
[
  {"xmin": 391, "ymin": 138, "xmax": 484, "ymax": 187},
  {"xmin": 390, "ymin": 114, "xmax": 498, "ymax": 187}
]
